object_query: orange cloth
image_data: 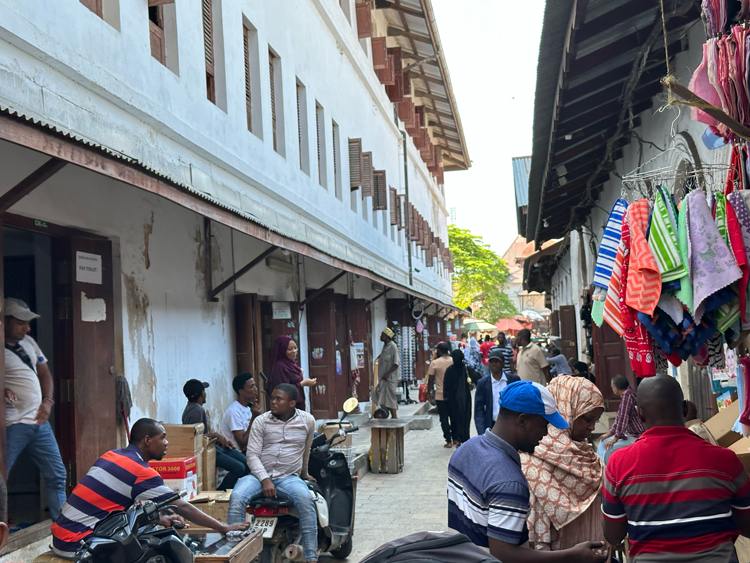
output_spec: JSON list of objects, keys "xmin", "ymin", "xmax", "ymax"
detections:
[{"xmin": 625, "ymin": 200, "xmax": 662, "ymax": 315}]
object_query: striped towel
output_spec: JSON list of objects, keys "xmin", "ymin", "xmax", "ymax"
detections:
[
  {"xmin": 625, "ymin": 200, "xmax": 662, "ymax": 316},
  {"xmin": 593, "ymin": 199, "xmax": 628, "ymax": 288},
  {"xmin": 715, "ymin": 193, "xmax": 728, "ymax": 242},
  {"xmin": 648, "ymin": 188, "xmax": 686, "ymax": 282},
  {"xmin": 675, "ymin": 198, "xmax": 693, "ymax": 311},
  {"xmin": 603, "ymin": 238, "xmax": 627, "ymax": 336}
]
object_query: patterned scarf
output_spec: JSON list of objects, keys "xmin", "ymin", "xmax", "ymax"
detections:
[
  {"xmin": 625, "ymin": 199, "xmax": 662, "ymax": 316},
  {"xmin": 521, "ymin": 376, "xmax": 604, "ymax": 547}
]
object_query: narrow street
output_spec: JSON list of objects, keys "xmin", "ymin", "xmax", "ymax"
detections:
[{"xmin": 338, "ymin": 411, "xmax": 456, "ymax": 562}]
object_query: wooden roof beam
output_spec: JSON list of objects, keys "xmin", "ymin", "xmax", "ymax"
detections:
[
  {"xmin": 558, "ymin": 82, "xmax": 661, "ymax": 126},
  {"xmin": 557, "ymin": 97, "xmax": 654, "ymax": 137},
  {"xmin": 562, "ymin": 60, "xmax": 666, "ymax": 105},
  {"xmin": 387, "ymin": 26, "xmax": 432, "ymax": 44}
]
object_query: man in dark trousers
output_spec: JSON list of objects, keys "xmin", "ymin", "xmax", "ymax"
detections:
[
  {"xmin": 474, "ymin": 349, "xmax": 520, "ymax": 435},
  {"xmin": 603, "ymin": 375, "xmax": 750, "ymax": 562},
  {"xmin": 448, "ymin": 380, "xmax": 606, "ymax": 563}
]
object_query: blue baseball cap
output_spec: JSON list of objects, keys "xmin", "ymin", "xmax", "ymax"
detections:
[{"xmin": 499, "ymin": 380, "xmax": 569, "ymax": 429}]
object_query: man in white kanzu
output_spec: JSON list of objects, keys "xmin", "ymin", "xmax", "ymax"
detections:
[
  {"xmin": 3, "ymin": 298, "xmax": 66, "ymax": 521},
  {"xmin": 371, "ymin": 327, "xmax": 401, "ymax": 419}
]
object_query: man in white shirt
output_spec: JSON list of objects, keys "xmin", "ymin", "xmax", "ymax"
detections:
[
  {"xmin": 228, "ymin": 383, "xmax": 317, "ymax": 563},
  {"xmin": 220, "ymin": 373, "xmax": 261, "ymax": 452},
  {"xmin": 3, "ymin": 298, "xmax": 66, "ymax": 521},
  {"xmin": 474, "ymin": 349, "xmax": 520, "ymax": 435}
]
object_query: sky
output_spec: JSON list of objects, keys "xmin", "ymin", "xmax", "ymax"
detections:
[{"xmin": 431, "ymin": 0, "xmax": 546, "ymax": 257}]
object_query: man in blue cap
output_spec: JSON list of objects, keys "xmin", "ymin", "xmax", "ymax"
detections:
[{"xmin": 447, "ymin": 380, "xmax": 606, "ymax": 563}]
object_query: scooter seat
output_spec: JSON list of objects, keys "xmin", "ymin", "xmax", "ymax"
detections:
[
  {"xmin": 306, "ymin": 481, "xmax": 324, "ymax": 496},
  {"xmin": 250, "ymin": 497, "xmax": 293, "ymax": 508}
]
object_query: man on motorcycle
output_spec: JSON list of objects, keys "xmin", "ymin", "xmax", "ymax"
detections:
[
  {"xmin": 51, "ymin": 418, "xmax": 250, "ymax": 559},
  {"xmin": 228, "ymin": 383, "xmax": 317, "ymax": 563}
]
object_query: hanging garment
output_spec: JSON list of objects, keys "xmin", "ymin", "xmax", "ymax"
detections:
[
  {"xmin": 740, "ymin": 357, "xmax": 750, "ymax": 428},
  {"xmin": 686, "ymin": 190, "xmax": 742, "ymax": 324},
  {"xmin": 620, "ymin": 219, "xmax": 656, "ymax": 377},
  {"xmin": 592, "ymin": 299, "xmax": 605, "ymax": 327},
  {"xmin": 637, "ymin": 309, "xmax": 683, "ymax": 357},
  {"xmin": 653, "ymin": 343, "xmax": 670, "ymax": 372},
  {"xmin": 603, "ymin": 239, "xmax": 627, "ymax": 336},
  {"xmin": 676, "ymin": 309, "xmax": 717, "ymax": 360},
  {"xmin": 625, "ymin": 200, "xmax": 662, "ymax": 316},
  {"xmin": 593, "ymin": 199, "xmax": 628, "ymax": 289},
  {"xmin": 648, "ymin": 188, "xmax": 687, "ymax": 282},
  {"xmin": 707, "ymin": 332, "xmax": 726, "ymax": 369},
  {"xmin": 726, "ymin": 200, "xmax": 748, "ymax": 317},
  {"xmin": 675, "ymin": 197, "xmax": 694, "ymax": 310},
  {"xmin": 690, "ymin": 42, "xmax": 723, "ymax": 129}
]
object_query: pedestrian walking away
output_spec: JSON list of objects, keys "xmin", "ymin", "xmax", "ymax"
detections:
[
  {"xmin": 443, "ymin": 349, "xmax": 475, "ymax": 446},
  {"xmin": 515, "ymin": 329, "xmax": 551, "ymax": 385},
  {"xmin": 474, "ymin": 349, "xmax": 520, "ymax": 436},
  {"xmin": 3, "ymin": 297, "xmax": 67, "ymax": 522},
  {"xmin": 427, "ymin": 342, "xmax": 454, "ymax": 446},
  {"xmin": 447, "ymin": 379, "xmax": 607, "ymax": 563},
  {"xmin": 480, "ymin": 335, "xmax": 494, "ymax": 378},
  {"xmin": 603, "ymin": 375, "xmax": 750, "ymax": 562},
  {"xmin": 372, "ymin": 327, "xmax": 401, "ymax": 419},
  {"xmin": 495, "ymin": 332, "xmax": 515, "ymax": 374},
  {"xmin": 521, "ymin": 375, "xmax": 606, "ymax": 551}
]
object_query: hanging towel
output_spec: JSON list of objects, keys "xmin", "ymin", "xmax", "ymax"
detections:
[
  {"xmin": 740, "ymin": 357, "xmax": 750, "ymax": 428},
  {"xmin": 707, "ymin": 332, "xmax": 726, "ymax": 370},
  {"xmin": 686, "ymin": 190, "xmax": 742, "ymax": 325},
  {"xmin": 603, "ymin": 239, "xmax": 626, "ymax": 336},
  {"xmin": 726, "ymin": 198, "xmax": 749, "ymax": 319},
  {"xmin": 675, "ymin": 198, "xmax": 694, "ymax": 310},
  {"xmin": 657, "ymin": 294, "xmax": 685, "ymax": 326},
  {"xmin": 648, "ymin": 189, "xmax": 687, "ymax": 282},
  {"xmin": 728, "ymin": 191, "xmax": 750, "ymax": 266},
  {"xmin": 593, "ymin": 199, "xmax": 628, "ymax": 288},
  {"xmin": 715, "ymin": 193, "xmax": 729, "ymax": 242},
  {"xmin": 625, "ymin": 199, "xmax": 662, "ymax": 316},
  {"xmin": 592, "ymin": 299, "xmax": 605, "ymax": 327}
]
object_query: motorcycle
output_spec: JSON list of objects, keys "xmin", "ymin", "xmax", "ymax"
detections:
[{"xmin": 248, "ymin": 398, "xmax": 360, "ymax": 563}]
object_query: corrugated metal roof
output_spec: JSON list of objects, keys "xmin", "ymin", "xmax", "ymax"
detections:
[{"xmin": 512, "ymin": 156, "xmax": 531, "ymax": 207}]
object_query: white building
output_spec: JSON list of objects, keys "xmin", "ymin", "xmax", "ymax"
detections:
[{"xmin": 0, "ymin": 0, "xmax": 468, "ymax": 553}]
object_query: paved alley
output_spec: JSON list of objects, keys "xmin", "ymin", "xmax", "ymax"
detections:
[{"xmin": 338, "ymin": 412, "xmax": 458, "ymax": 562}]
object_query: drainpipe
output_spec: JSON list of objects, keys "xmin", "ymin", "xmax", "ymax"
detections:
[{"xmin": 394, "ymin": 105, "xmax": 413, "ymax": 286}]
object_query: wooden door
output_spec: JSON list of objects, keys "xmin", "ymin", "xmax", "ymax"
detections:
[
  {"xmin": 549, "ymin": 309, "xmax": 560, "ymax": 336},
  {"xmin": 559, "ymin": 305, "xmax": 578, "ymax": 362},
  {"xmin": 333, "ymin": 294, "xmax": 350, "ymax": 411},
  {"xmin": 235, "ymin": 294, "xmax": 264, "ymax": 406},
  {"xmin": 52, "ymin": 236, "xmax": 116, "ymax": 485},
  {"xmin": 347, "ymin": 299, "xmax": 371, "ymax": 399},
  {"xmin": 592, "ymin": 320, "xmax": 635, "ymax": 411},
  {"xmin": 260, "ymin": 301, "xmax": 300, "ymax": 379},
  {"xmin": 306, "ymin": 289, "xmax": 336, "ymax": 419}
]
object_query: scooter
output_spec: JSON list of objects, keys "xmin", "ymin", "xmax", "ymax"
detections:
[{"xmin": 248, "ymin": 398, "xmax": 360, "ymax": 563}]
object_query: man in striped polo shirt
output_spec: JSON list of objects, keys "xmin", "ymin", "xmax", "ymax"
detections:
[
  {"xmin": 603, "ymin": 375, "xmax": 750, "ymax": 562},
  {"xmin": 51, "ymin": 418, "xmax": 250, "ymax": 558}
]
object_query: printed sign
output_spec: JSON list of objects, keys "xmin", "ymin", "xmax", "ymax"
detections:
[
  {"xmin": 312, "ymin": 347, "xmax": 324, "ymax": 360},
  {"xmin": 272, "ymin": 302, "xmax": 292, "ymax": 319},
  {"xmin": 76, "ymin": 251, "xmax": 102, "ymax": 285},
  {"xmin": 353, "ymin": 342, "xmax": 365, "ymax": 369},
  {"xmin": 336, "ymin": 351, "xmax": 342, "ymax": 375}
]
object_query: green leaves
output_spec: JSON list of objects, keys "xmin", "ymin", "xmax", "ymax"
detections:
[{"xmin": 448, "ymin": 225, "xmax": 517, "ymax": 322}]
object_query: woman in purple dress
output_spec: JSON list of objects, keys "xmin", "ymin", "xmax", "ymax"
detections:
[{"xmin": 267, "ymin": 335, "xmax": 316, "ymax": 410}]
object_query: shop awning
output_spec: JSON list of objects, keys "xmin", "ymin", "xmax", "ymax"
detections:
[
  {"xmin": 526, "ymin": 0, "xmax": 699, "ymax": 245},
  {"xmin": 495, "ymin": 318, "xmax": 525, "ymax": 335},
  {"xmin": 523, "ymin": 238, "xmax": 567, "ymax": 293}
]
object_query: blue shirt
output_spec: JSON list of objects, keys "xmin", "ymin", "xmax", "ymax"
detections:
[
  {"xmin": 546, "ymin": 353, "xmax": 572, "ymax": 375},
  {"xmin": 447, "ymin": 430, "xmax": 529, "ymax": 547}
]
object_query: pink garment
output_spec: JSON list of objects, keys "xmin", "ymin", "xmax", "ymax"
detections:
[
  {"xmin": 690, "ymin": 42, "xmax": 722, "ymax": 129},
  {"xmin": 740, "ymin": 357, "xmax": 750, "ymax": 427}
]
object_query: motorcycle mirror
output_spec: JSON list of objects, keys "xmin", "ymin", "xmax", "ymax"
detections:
[{"xmin": 342, "ymin": 397, "xmax": 358, "ymax": 415}]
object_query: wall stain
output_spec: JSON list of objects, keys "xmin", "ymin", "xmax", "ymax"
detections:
[
  {"xmin": 194, "ymin": 225, "xmax": 226, "ymax": 335},
  {"xmin": 123, "ymin": 272, "xmax": 157, "ymax": 418},
  {"xmin": 143, "ymin": 212, "xmax": 154, "ymax": 269}
]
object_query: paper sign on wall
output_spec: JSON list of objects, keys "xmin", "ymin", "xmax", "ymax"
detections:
[
  {"xmin": 76, "ymin": 251, "xmax": 102, "ymax": 285},
  {"xmin": 272, "ymin": 302, "xmax": 292, "ymax": 319}
]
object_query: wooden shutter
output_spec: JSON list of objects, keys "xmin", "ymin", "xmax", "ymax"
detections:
[
  {"xmin": 244, "ymin": 26, "xmax": 253, "ymax": 131},
  {"xmin": 149, "ymin": 0, "xmax": 175, "ymax": 4},
  {"xmin": 386, "ymin": 73, "xmax": 404, "ymax": 103},
  {"xmin": 402, "ymin": 69, "xmax": 411, "ymax": 97},
  {"xmin": 559, "ymin": 305, "xmax": 579, "ymax": 361},
  {"xmin": 332, "ymin": 123, "xmax": 339, "ymax": 188},
  {"xmin": 80, "ymin": 0, "xmax": 103, "ymax": 17},
  {"xmin": 349, "ymin": 138, "xmax": 362, "ymax": 189},
  {"xmin": 296, "ymin": 85, "xmax": 303, "ymax": 167},
  {"xmin": 396, "ymin": 195, "xmax": 405, "ymax": 229},
  {"xmin": 397, "ymin": 98, "xmax": 415, "ymax": 128},
  {"xmin": 149, "ymin": 7, "xmax": 166, "ymax": 65},
  {"xmin": 389, "ymin": 188, "xmax": 398, "ymax": 225},
  {"xmin": 549, "ymin": 310, "xmax": 560, "ymax": 336},
  {"xmin": 361, "ymin": 152, "xmax": 373, "ymax": 197},
  {"xmin": 425, "ymin": 244, "xmax": 434, "ymax": 267},
  {"xmin": 409, "ymin": 205, "xmax": 419, "ymax": 240},
  {"xmin": 316, "ymin": 106, "xmax": 323, "ymax": 186},
  {"xmin": 376, "ymin": 54, "xmax": 395, "ymax": 85},
  {"xmin": 269, "ymin": 52, "xmax": 277, "ymax": 152},
  {"xmin": 356, "ymin": 1, "xmax": 372, "ymax": 38},
  {"xmin": 372, "ymin": 170, "xmax": 387, "ymax": 210},
  {"xmin": 371, "ymin": 37, "xmax": 388, "ymax": 70},
  {"xmin": 390, "ymin": 47, "xmax": 402, "ymax": 73},
  {"xmin": 203, "ymin": 0, "xmax": 215, "ymax": 103}
]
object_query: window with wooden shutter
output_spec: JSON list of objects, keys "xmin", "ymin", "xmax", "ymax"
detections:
[
  {"xmin": 389, "ymin": 188, "xmax": 398, "ymax": 225},
  {"xmin": 202, "ymin": 0, "xmax": 215, "ymax": 103},
  {"xmin": 356, "ymin": 1, "xmax": 372, "ymax": 38},
  {"xmin": 243, "ymin": 26, "xmax": 253, "ymax": 131},
  {"xmin": 371, "ymin": 37, "xmax": 387, "ymax": 70},
  {"xmin": 372, "ymin": 171, "xmax": 387, "ymax": 210},
  {"xmin": 376, "ymin": 54, "xmax": 395, "ymax": 85},
  {"xmin": 149, "ymin": 6, "xmax": 166, "ymax": 65},
  {"xmin": 386, "ymin": 73, "xmax": 404, "ymax": 103},
  {"xmin": 332, "ymin": 121, "xmax": 342, "ymax": 199},
  {"xmin": 316, "ymin": 104, "xmax": 324, "ymax": 187},
  {"xmin": 348, "ymin": 138, "xmax": 362, "ymax": 189},
  {"xmin": 402, "ymin": 69, "xmax": 411, "ymax": 97},
  {"xmin": 296, "ymin": 82, "xmax": 309, "ymax": 172},
  {"xmin": 390, "ymin": 47, "xmax": 402, "ymax": 73},
  {"xmin": 269, "ymin": 51, "xmax": 278, "ymax": 152},
  {"xmin": 361, "ymin": 152, "xmax": 373, "ymax": 197},
  {"xmin": 396, "ymin": 195, "xmax": 405, "ymax": 229},
  {"xmin": 80, "ymin": 0, "xmax": 103, "ymax": 17}
]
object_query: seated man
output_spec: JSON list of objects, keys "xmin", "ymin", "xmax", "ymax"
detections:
[
  {"xmin": 182, "ymin": 378, "xmax": 248, "ymax": 489},
  {"xmin": 51, "ymin": 419, "xmax": 249, "ymax": 559},
  {"xmin": 221, "ymin": 372, "xmax": 262, "ymax": 452},
  {"xmin": 229, "ymin": 384, "xmax": 317, "ymax": 563}
]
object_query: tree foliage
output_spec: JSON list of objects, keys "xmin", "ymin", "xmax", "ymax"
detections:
[{"xmin": 448, "ymin": 225, "xmax": 517, "ymax": 322}]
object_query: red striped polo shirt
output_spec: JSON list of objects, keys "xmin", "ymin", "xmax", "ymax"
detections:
[
  {"xmin": 602, "ymin": 426, "xmax": 750, "ymax": 562},
  {"xmin": 51, "ymin": 445, "xmax": 174, "ymax": 558}
]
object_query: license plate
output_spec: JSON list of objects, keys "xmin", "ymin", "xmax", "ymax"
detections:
[{"xmin": 253, "ymin": 517, "xmax": 278, "ymax": 539}]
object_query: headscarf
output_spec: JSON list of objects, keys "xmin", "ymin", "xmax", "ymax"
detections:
[
  {"xmin": 520, "ymin": 375, "xmax": 605, "ymax": 547},
  {"xmin": 268, "ymin": 335, "xmax": 305, "ymax": 409},
  {"xmin": 469, "ymin": 336, "xmax": 479, "ymax": 350}
]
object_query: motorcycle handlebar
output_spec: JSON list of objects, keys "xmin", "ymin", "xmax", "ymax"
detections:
[{"xmin": 345, "ymin": 426, "xmax": 359, "ymax": 433}]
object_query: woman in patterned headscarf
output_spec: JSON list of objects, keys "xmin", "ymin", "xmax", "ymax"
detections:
[{"xmin": 520, "ymin": 375, "xmax": 606, "ymax": 551}]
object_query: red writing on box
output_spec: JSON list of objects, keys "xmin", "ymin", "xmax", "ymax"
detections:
[{"xmin": 148, "ymin": 455, "xmax": 197, "ymax": 478}]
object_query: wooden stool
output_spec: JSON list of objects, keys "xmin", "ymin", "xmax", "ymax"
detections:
[{"xmin": 369, "ymin": 420, "xmax": 409, "ymax": 474}]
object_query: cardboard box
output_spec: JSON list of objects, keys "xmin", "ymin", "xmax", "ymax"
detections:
[
  {"xmin": 704, "ymin": 400, "xmax": 742, "ymax": 447},
  {"xmin": 730, "ymin": 436, "xmax": 750, "ymax": 473},
  {"xmin": 163, "ymin": 423, "xmax": 205, "ymax": 457},
  {"xmin": 189, "ymin": 490, "xmax": 231, "ymax": 522},
  {"xmin": 149, "ymin": 455, "xmax": 199, "ymax": 500},
  {"xmin": 178, "ymin": 528, "xmax": 263, "ymax": 563},
  {"xmin": 203, "ymin": 436, "xmax": 217, "ymax": 491}
]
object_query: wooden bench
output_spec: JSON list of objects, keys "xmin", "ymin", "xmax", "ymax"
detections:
[{"xmin": 369, "ymin": 420, "xmax": 409, "ymax": 474}]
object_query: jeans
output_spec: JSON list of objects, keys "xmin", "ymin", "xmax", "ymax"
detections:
[
  {"xmin": 229, "ymin": 474, "xmax": 318, "ymax": 561},
  {"xmin": 6, "ymin": 422, "xmax": 67, "ymax": 521},
  {"xmin": 596, "ymin": 435, "xmax": 637, "ymax": 466},
  {"xmin": 215, "ymin": 445, "xmax": 249, "ymax": 490},
  {"xmin": 436, "ymin": 400, "xmax": 452, "ymax": 444}
]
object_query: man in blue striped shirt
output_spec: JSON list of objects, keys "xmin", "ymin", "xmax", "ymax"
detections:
[{"xmin": 447, "ymin": 380, "xmax": 606, "ymax": 563}]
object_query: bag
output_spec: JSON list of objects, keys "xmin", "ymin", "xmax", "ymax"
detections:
[
  {"xmin": 419, "ymin": 383, "xmax": 428, "ymax": 403},
  {"xmin": 359, "ymin": 531, "xmax": 499, "ymax": 563}
]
